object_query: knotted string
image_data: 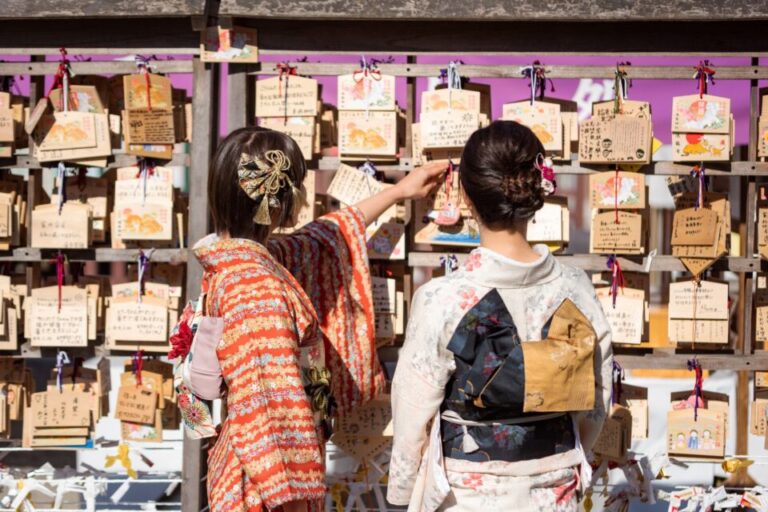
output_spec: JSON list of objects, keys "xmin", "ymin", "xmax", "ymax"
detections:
[
  {"xmin": 691, "ymin": 276, "xmax": 701, "ymax": 350},
  {"xmin": 55, "ymin": 251, "xmax": 65, "ymax": 313},
  {"xmin": 358, "ymin": 160, "xmax": 379, "ymax": 203},
  {"xmin": 275, "ymin": 62, "xmax": 297, "ymax": 124},
  {"xmin": 693, "ymin": 61, "xmax": 715, "ymax": 99},
  {"xmin": 354, "ymin": 55, "xmax": 382, "ymax": 117},
  {"xmin": 439, "ymin": 254, "xmax": 459, "ymax": 275},
  {"xmin": 687, "ymin": 357, "xmax": 703, "ymax": 421},
  {"xmin": 611, "ymin": 360, "xmax": 624, "ymax": 405},
  {"xmin": 519, "ymin": 61, "xmax": 555, "ymax": 105},
  {"xmin": 439, "ymin": 61, "xmax": 463, "ymax": 113},
  {"xmin": 614, "ymin": 166, "xmax": 621, "ymax": 224},
  {"xmin": 135, "ymin": 158, "xmax": 156, "ymax": 205},
  {"xmin": 56, "ymin": 162, "xmax": 67, "ymax": 215},
  {"xmin": 133, "ymin": 350, "xmax": 144, "ymax": 386},
  {"xmin": 135, "ymin": 55, "xmax": 154, "ymax": 111},
  {"xmin": 47, "ymin": 48, "xmax": 72, "ymax": 110},
  {"xmin": 0, "ymin": 70, "xmax": 22, "ymax": 96},
  {"xmin": 607, "ymin": 255, "xmax": 625, "ymax": 309},
  {"xmin": 136, "ymin": 249, "xmax": 151, "ymax": 304},
  {"xmin": 690, "ymin": 164, "xmax": 706, "ymax": 210},
  {"xmin": 613, "ymin": 62, "xmax": 631, "ymax": 114},
  {"xmin": 56, "ymin": 351, "xmax": 70, "ymax": 393}
]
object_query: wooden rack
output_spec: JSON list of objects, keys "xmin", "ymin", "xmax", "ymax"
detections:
[
  {"xmin": 220, "ymin": 20, "xmax": 767, "ymax": 512},
  {"xmin": 0, "ymin": 1, "xmax": 766, "ymax": 510},
  {"xmin": 0, "ymin": 3, "xmax": 215, "ymax": 509}
]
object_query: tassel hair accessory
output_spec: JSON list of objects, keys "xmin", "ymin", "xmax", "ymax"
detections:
[{"xmin": 237, "ymin": 150, "xmax": 298, "ymax": 225}]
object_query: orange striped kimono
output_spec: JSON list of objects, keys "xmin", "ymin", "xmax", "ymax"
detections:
[{"xmin": 196, "ymin": 208, "xmax": 385, "ymax": 511}]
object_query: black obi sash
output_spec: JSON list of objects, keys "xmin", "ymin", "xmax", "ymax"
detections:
[{"xmin": 440, "ymin": 289, "xmax": 575, "ymax": 462}]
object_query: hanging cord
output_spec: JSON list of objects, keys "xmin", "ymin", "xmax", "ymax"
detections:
[
  {"xmin": 439, "ymin": 254, "xmax": 459, "ymax": 275},
  {"xmin": 606, "ymin": 255, "xmax": 625, "ymax": 309},
  {"xmin": 135, "ymin": 158, "xmax": 156, "ymax": 205},
  {"xmin": 136, "ymin": 249, "xmax": 153, "ymax": 303},
  {"xmin": 519, "ymin": 60, "xmax": 555, "ymax": 105},
  {"xmin": 134, "ymin": 55, "xmax": 154, "ymax": 111},
  {"xmin": 438, "ymin": 60, "xmax": 463, "ymax": 113},
  {"xmin": 275, "ymin": 62, "xmax": 297, "ymax": 124},
  {"xmin": 0, "ymin": 66, "xmax": 24, "ymax": 96},
  {"xmin": 55, "ymin": 251, "xmax": 65, "ymax": 313},
  {"xmin": 687, "ymin": 357, "xmax": 703, "ymax": 421},
  {"xmin": 132, "ymin": 349, "xmax": 144, "ymax": 386},
  {"xmin": 690, "ymin": 276, "xmax": 701, "ymax": 351},
  {"xmin": 613, "ymin": 165, "xmax": 621, "ymax": 224},
  {"xmin": 46, "ymin": 48, "xmax": 73, "ymax": 110},
  {"xmin": 56, "ymin": 351, "xmax": 70, "ymax": 393},
  {"xmin": 693, "ymin": 60, "xmax": 716, "ymax": 99},
  {"xmin": 56, "ymin": 162, "xmax": 67, "ymax": 215},
  {"xmin": 353, "ymin": 55, "xmax": 382, "ymax": 117},
  {"xmin": 611, "ymin": 360, "xmax": 624, "ymax": 405},
  {"xmin": 690, "ymin": 164, "xmax": 706, "ymax": 210},
  {"xmin": 613, "ymin": 62, "xmax": 631, "ymax": 114}
]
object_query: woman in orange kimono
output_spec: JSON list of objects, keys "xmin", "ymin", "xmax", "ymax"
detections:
[{"xmin": 176, "ymin": 127, "xmax": 445, "ymax": 512}]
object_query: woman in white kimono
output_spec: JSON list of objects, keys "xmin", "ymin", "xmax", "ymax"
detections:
[{"xmin": 388, "ymin": 121, "xmax": 613, "ymax": 512}]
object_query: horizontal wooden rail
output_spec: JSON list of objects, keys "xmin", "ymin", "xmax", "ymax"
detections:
[
  {"xmin": 0, "ymin": 248, "xmax": 188, "ymax": 263},
  {"xmin": 0, "ymin": 152, "xmax": 190, "ymax": 170},
  {"xmin": 249, "ymin": 62, "xmax": 768, "ymax": 80},
  {"xmin": 0, "ymin": 60, "xmax": 194, "ymax": 76},
  {"xmin": 314, "ymin": 157, "xmax": 768, "ymax": 176},
  {"xmin": 616, "ymin": 352, "xmax": 768, "ymax": 370}
]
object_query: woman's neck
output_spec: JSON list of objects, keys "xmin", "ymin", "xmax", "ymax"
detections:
[{"xmin": 479, "ymin": 223, "xmax": 541, "ymax": 263}]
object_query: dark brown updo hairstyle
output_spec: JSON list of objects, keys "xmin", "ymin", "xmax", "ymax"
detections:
[
  {"xmin": 460, "ymin": 120, "xmax": 546, "ymax": 228},
  {"xmin": 208, "ymin": 126, "xmax": 306, "ymax": 242}
]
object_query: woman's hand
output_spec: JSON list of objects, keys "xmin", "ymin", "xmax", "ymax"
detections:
[
  {"xmin": 354, "ymin": 161, "xmax": 449, "ymax": 226},
  {"xmin": 393, "ymin": 160, "xmax": 449, "ymax": 200}
]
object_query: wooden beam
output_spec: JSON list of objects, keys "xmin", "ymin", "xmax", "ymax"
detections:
[
  {"xmin": 0, "ymin": 48, "xmax": 200, "ymax": 56},
  {"xmin": 227, "ymin": 64, "xmax": 250, "ymax": 131},
  {"xmin": 232, "ymin": 19, "xmax": 768, "ymax": 53},
  {"xmin": 0, "ymin": 18, "xmax": 200, "ymax": 51},
  {"xmin": 3, "ymin": 0, "xmax": 206, "ymax": 19},
  {"xmin": 0, "ymin": 248, "xmax": 188, "ymax": 263},
  {"xmin": 0, "ymin": 152, "xmax": 190, "ymax": 170},
  {"xmin": 219, "ymin": 0, "xmax": 768, "ymax": 22},
  {"xmin": 310, "ymin": 158, "xmax": 768, "ymax": 176},
  {"xmin": 0, "ymin": 60, "xmax": 193, "ymax": 76},
  {"xmin": 183, "ymin": 57, "xmax": 217, "ymax": 512},
  {"xmin": 617, "ymin": 353, "xmax": 768, "ymax": 370},
  {"xmin": 248, "ymin": 62, "xmax": 768, "ymax": 80}
]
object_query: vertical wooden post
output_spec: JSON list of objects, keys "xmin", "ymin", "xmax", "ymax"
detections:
[
  {"xmin": 726, "ymin": 55, "xmax": 760, "ymax": 489},
  {"xmin": 227, "ymin": 64, "xmax": 253, "ymax": 131},
  {"xmin": 183, "ymin": 57, "xmax": 218, "ymax": 512},
  {"xmin": 25, "ymin": 55, "xmax": 44, "ymax": 294},
  {"xmin": 403, "ymin": 55, "xmax": 416, "ymax": 162}
]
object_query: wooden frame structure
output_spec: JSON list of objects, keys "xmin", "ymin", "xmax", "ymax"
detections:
[
  {"xmin": 217, "ymin": 3, "xmax": 768, "ymax": 510},
  {"xmin": 0, "ymin": 1, "xmax": 767, "ymax": 510},
  {"xmin": 0, "ymin": 3, "xmax": 217, "ymax": 510}
]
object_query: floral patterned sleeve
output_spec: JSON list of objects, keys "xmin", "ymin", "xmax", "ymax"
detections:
[
  {"xmin": 268, "ymin": 207, "xmax": 385, "ymax": 415},
  {"xmin": 387, "ymin": 286, "xmax": 453, "ymax": 507}
]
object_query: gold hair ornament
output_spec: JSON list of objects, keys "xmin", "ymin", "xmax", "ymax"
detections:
[{"xmin": 238, "ymin": 150, "xmax": 293, "ymax": 225}]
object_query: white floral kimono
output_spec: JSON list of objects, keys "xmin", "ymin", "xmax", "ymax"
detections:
[{"xmin": 387, "ymin": 245, "xmax": 613, "ymax": 512}]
